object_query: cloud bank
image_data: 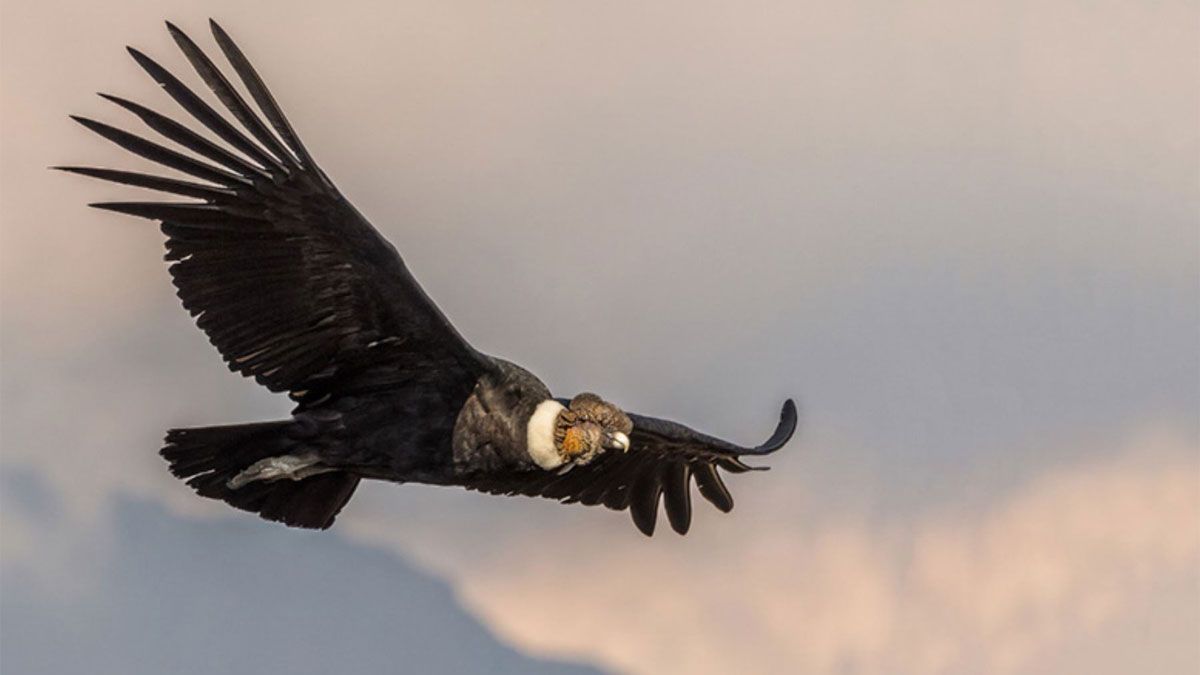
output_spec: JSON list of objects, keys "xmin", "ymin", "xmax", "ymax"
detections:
[{"xmin": 349, "ymin": 428, "xmax": 1197, "ymax": 675}]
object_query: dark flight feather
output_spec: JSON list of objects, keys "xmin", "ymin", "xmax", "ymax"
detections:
[
  {"xmin": 98, "ymin": 93, "xmax": 270, "ymax": 180},
  {"xmin": 694, "ymin": 463, "xmax": 734, "ymax": 513},
  {"xmin": 662, "ymin": 462, "xmax": 692, "ymax": 535},
  {"xmin": 209, "ymin": 20, "xmax": 315, "ymax": 169},
  {"xmin": 165, "ymin": 21, "xmax": 294, "ymax": 171},
  {"xmin": 70, "ymin": 115, "xmax": 244, "ymax": 186},
  {"xmin": 52, "ymin": 167, "xmax": 231, "ymax": 200},
  {"xmin": 124, "ymin": 46, "xmax": 284, "ymax": 173}
]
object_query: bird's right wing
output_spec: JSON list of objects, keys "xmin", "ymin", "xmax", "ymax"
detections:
[
  {"xmin": 60, "ymin": 21, "xmax": 490, "ymax": 399},
  {"xmin": 463, "ymin": 400, "xmax": 798, "ymax": 536}
]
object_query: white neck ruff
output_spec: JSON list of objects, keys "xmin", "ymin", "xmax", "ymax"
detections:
[{"xmin": 526, "ymin": 399, "xmax": 566, "ymax": 469}]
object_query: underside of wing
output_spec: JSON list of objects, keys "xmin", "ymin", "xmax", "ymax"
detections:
[
  {"xmin": 61, "ymin": 20, "xmax": 487, "ymax": 399},
  {"xmin": 464, "ymin": 399, "xmax": 798, "ymax": 536}
]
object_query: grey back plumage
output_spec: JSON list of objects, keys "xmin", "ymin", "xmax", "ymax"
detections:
[{"xmin": 451, "ymin": 359, "xmax": 552, "ymax": 472}]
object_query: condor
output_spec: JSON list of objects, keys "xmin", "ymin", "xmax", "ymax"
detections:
[{"xmin": 60, "ymin": 20, "xmax": 797, "ymax": 536}]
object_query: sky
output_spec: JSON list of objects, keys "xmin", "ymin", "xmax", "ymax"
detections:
[{"xmin": 2, "ymin": 1, "xmax": 1198, "ymax": 674}]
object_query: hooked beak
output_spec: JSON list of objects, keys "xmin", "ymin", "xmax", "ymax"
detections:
[{"xmin": 603, "ymin": 431, "xmax": 630, "ymax": 452}]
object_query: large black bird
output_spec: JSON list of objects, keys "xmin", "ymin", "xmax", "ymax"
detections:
[{"xmin": 61, "ymin": 21, "xmax": 797, "ymax": 536}]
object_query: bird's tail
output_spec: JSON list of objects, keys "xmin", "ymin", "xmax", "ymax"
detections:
[{"xmin": 161, "ymin": 421, "xmax": 359, "ymax": 529}]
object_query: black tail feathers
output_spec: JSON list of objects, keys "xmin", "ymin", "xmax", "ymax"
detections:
[{"xmin": 162, "ymin": 421, "xmax": 358, "ymax": 529}]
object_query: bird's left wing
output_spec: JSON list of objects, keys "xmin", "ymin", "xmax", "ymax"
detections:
[
  {"xmin": 59, "ymin": 21, "xmax": 490, "ymax": 398},
  {"xmin": 463, "ymin": 400, "xmax": 797, "ymax": 536}
]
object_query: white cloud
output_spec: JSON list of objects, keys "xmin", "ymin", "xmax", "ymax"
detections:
[{"xmin": 342, "ymin": 426, "xmax": 1198, "ymax": 675}]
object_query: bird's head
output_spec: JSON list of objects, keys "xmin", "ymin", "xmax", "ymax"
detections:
[{"xmin": 554, "ymin": 393, "xmax": 633, "ymax": 466}]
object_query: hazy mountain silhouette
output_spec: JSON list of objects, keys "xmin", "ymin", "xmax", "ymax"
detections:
[{"xmin": 1, "ymin": 480, "xmax": 606, "ymax": 675}]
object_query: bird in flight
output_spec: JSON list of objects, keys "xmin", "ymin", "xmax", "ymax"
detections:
[{"xmin": 60, "ymin": 20, "xmax": 797, "ymax": 536}]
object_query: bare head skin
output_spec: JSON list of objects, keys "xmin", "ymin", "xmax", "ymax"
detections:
[{"xmin": 555, "ymin": 393, "xmax": 633, "ymax": 466}]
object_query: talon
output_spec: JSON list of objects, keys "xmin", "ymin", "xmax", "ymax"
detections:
[{"xmin": 603, "ymin": 431, "xmax": 630, "ymax": 452}]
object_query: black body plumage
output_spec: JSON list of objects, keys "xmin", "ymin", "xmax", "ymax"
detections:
[{"xmin": 64, "ymin": 20, "xmax": 797, "ymax": 536}]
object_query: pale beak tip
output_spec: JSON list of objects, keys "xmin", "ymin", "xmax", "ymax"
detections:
[{"xmin": 609, "ymin": 431, "xmax": 630, "ymax": 452}]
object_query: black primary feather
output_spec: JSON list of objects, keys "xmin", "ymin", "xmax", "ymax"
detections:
[
  {"xmin": 165, "ymin": 21, "xmax": 294, "ymax": 170},
  {"xmin": 97, "ymin": 93, "xmax": 269, "ymax": 179},
  {"xmin": 52, "ymin": 167, "xmax": 231, "ymax": 200},
  {"xmin": 208, "ymin": 20, "xmax": 315, "ymax": 168},
  {"xmin": 125, "ymin": 45, "xmax": 286, "ymax": 172}
]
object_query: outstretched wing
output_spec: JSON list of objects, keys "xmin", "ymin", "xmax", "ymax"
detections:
[
  {"xmin": 59, "ymin": 20, "xmax": 488, "ymax": 399},
  {"xmin": 463, "ymin": 400, "xmax": 798, "ymax": 536}
]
